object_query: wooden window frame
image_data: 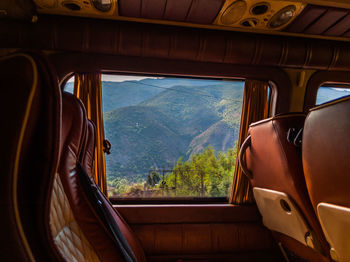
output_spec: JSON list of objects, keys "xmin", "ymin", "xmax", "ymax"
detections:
[
  {"xmin": 54, "ymin": 53, "xmax": 290, "ymax": 204},
  {"xmin": 304, "ymin": 71, "xmax": 350, "ymax": 112}
]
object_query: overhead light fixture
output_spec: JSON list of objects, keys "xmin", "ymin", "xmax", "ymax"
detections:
[
  {"xmin": 268, "ymin": 5, "xmax": 296, "ymax": 28},
  {"xmin": 241, "ymin": 18, "xmax": 258, "ymax": 28},
  {"xmin": 92, "ymin": 0, "xmax": 112, "ymax": 12}
]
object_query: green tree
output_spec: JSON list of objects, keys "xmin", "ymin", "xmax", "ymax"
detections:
[{"xmin": 164, "ymin": 144, "xmax": 237, "ymax": 197}]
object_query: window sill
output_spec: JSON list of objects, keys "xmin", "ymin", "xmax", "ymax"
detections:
[{"xmin": 109, "ymin": 196, "xmax": 228, "ymax": 205}]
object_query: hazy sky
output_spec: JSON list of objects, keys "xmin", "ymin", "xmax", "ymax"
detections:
[
  {"xmin": 332, "ymin": 88, "xmax": 350, "ymax": 92},
  {"xmin": 68, "ymin": 75, "xmax": 159, "ymax": 82}
]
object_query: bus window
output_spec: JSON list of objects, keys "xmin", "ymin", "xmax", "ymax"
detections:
[
  {"xmin": 316, "ymin": 84, "xmax": 350, "ymax": 105},
  {"xmin": 101, "ymin": 74, "xmax": 245, "ymax": 200}
]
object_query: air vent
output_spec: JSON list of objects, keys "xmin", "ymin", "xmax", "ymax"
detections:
[
  {"xmin": 241, "ymin": 18, "xmax": 258, "ymax": 27},
  {"xmin": 221, "ymin": 0, "xmax": 247, "ymax": 25},
  {"xmin": 62, "ymin": 2, "xmax": 81, "ymax": 11},
  {"xmin": 251, "ymin": 2, "xmax": 269, "ymax": 15}
]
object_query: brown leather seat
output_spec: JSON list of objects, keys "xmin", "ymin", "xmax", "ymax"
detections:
[
  {"xmin": 303, "ymin": 96, "xmax": 350, "ymax": 262},
  {"xmin": 50, "ymin": 92, "xmax": 146, "ymax": 262},
  {"xmin": 239, "ymin": 113, "xmax": 330, "ymax": 261},
  {"xmin": 0, "ymin": 53, "xmax": 61, "ymax": 261},
  {"xmin": 81, "ymin": 120, "xmax": 96, "ymax": 179}
]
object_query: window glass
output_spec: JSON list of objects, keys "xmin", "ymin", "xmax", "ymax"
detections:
[
  {"xmin": 316, "ymin": 85, "xmax": 350, "ymax": 105},
  {"xmin": 101, "ymin": 75, "xmax": 245, "ymax": 199},
  {"xmin": 64, "ymin": 76, "xmax": 74, "ymax": 94}
]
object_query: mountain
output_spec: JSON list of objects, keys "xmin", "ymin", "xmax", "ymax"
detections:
[
  {"xmin": 101, "ymin": 81, "xmax": 164, "ymax": 112},
  {"xmin": 104, "ymin": 105, "xmax": 188, "ymax": 180},
  {"xmin": 139, "ymin": 85, "xmax": 224, "ymax": 137},
  {"xmin": 102, "ymin": 78, "xmax": 237, "ymax": 112},
  {"xmin": 186, "ymin": 120, "xmax": 238, "ymax": 158},
  {"xmin": 103, "ymin": 79, "xmax": 244, "ymax": 182}
]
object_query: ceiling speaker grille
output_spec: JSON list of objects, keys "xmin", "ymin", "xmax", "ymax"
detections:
[{"xmin": 221, "ymin": 0, "xmax": 247, "ymax": 25}]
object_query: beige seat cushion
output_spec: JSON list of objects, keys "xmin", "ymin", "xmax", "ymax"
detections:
[{"xmin": 50, "ymin": 172, "xmax": 101, "ymax": 262}]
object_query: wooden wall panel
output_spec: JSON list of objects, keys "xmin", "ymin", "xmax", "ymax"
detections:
[
  {"xmin": 115, "ymin": 205, "xmax": 282, "ymax": 261},
  {"xmin": 3, "ymin": 15, "xmax": 350, "ymax": 71}
]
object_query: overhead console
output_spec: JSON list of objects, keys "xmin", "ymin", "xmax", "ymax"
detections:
[
  {"xmin": 214, "ymin": 0, "xmax": 305, "ymax": 30},
  {"xmin": 34, "ymin": 0, "xmax": 117, "ymax": 18},
  {"xmin": 30, "ymin": 0, "xmax": 350, "ymax": 40},
  {"xmin": 33, "ymin": 0, "xmax": 304, "ymax": 31}
]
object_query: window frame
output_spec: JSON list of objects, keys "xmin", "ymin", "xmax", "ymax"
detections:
[
  {"xmin": 54, "ymin": 53, "xmax": 290, "ymax": 204},
  {"xmin": 101, "ymin": 74, "xmax": 245, "ymax": 204},
  {"xmin": 304, "ymin": 71, "xmax": 350, "ymax": 112},
  {"xmin": 99, "ymin": 73, "xmax": 272, "ymax": 204}
]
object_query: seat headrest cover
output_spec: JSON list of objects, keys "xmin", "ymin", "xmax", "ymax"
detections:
[
  {"xmin": 60, "ymin": 92, "xmax": 87, "ymax": 165},
  {"xmin": 303, "ymin": 96, "xmax": 350, "ymax": 210}
]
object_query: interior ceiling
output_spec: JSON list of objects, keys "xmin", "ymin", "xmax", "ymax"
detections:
[
  {"xmin": 28, "ymin": 0, "xmax": 350, "ymax": 41},
  {"xmin": 285, "ymin": 4, "xmax": 350, "ymax": 37}
]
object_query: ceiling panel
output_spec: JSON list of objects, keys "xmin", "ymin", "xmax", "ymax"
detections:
[
  {"xmin": 141, "ymin": 0, "xmax": 166, "ymax": 19},
  {"xmin": 119, "ymin": 0, "xmax": 142, "ymax": 17},
  {"xmin": 119, "ymin": 0, "xmax": 225, "ymax": 24},
  {"xmin": 186, "ymin": 0, "xmax": 224, "ymax": 24},
  {"xmin": 163, "ymin": 0, "xmax": 192, "ymax": 21},
  {"xmin": 304, "ymin": 8, "xmax": 348, "ymax": 34},
  {"xmin": 324, "ymin": 13, "xmax": 350, "ymax": 36},
  {"xmin": 286, "ymin": 5, "xmax": 327, "ymax": 33},
  {"xmin": 286, "ymin": 5, "xmax": 350, "ymax": 37}
]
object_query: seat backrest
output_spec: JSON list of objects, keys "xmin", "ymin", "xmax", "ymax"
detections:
[
  {"xmin": 303, "ymin": 96, "xmax": 350, "ymax": 262},
  {"xmin": 0, "ymin": 53, "xmax": 61, "ymax": 261},
  {"xmin": 50, "ymin": 92, "xmax": 146, "ymax": 262},
  {"xmin": 240, "ymin": 113, "xmax": 329, "ymax": 261}
]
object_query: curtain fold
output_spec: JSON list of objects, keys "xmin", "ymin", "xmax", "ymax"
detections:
[
  {"xmin": 229, "ymin": 80, "xmax": 269, "ymax": 204},
  {"xmin": 74, "ymin": 73, "xmax": 108, "ymax": 195}
]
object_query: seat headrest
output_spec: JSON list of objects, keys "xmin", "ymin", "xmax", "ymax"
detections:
[
  {"xmin": 249, "ymin": 113, "xmax": 306, "ymax": 128},
  {"xmin": 60, "ymin": 92, "xmax": 87, "ymax": 169},
  {"xmin": 303, "ymin": 96, "xmax": 350, "ymax": 209}
]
